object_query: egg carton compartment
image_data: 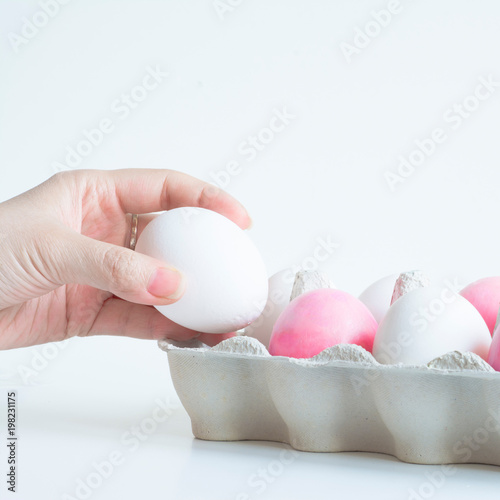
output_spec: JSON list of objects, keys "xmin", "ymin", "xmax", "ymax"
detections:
[{"xmin": 158, "ymin": 336, "xmax": 500, "ymax": 467}]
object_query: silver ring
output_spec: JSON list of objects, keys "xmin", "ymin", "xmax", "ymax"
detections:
[{"xmin": 129, "ymin": 214, "xmax": 139, "ymax": 250}]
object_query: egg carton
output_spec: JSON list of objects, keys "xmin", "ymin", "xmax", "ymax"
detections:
[{"xmin": 158, "ymin": 336, "xmax": 500, "ymax": 467}]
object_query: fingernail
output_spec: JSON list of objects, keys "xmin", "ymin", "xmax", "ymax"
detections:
[
  {"xmin": 247, "ymin": 216, "xmax": 253, "ymax": 230},
  {"xmin": 147, "ymin": 267, "xmax": 185, "ymax": 300}
]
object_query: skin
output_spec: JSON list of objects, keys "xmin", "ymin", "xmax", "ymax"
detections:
[{"xmin": 0, "ymin": 169, "xmax": 251, "ymax": 350}]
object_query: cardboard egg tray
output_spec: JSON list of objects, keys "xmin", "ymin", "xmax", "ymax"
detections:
[{"xmin": 158, "ymin": 336, "xmax": 500, "ymax": 466}]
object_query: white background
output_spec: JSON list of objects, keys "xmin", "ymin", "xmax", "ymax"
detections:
[{"xmin": 1, "ymin": 0, "xmax": 500, "ymax": 498}]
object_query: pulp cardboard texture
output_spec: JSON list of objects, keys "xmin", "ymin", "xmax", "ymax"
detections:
[{"xmin": 158, "ymin": 337, "xmax": 500, "ymax": 466}]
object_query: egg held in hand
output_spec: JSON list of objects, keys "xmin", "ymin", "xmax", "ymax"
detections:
[
  {"xmin": 460, "ymin": 277, "xmax": 500, "ymax": 335},
  {"xmin": 135, "ymin": 207, "xmax": 268, "ymax": 334},
  {"xmin": 268, "ymin": 289, "xmax": 378, "ymax": 358}
]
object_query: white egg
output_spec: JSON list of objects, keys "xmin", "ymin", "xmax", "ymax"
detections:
[
  {"xmin": 244, "ymin": 268, "xmax": 295, "ymax": 348},
  {"xmin": 135, "ymin": 207, "xmax": 268, "ymax": 334},
  {"xmin": 358, "ymin": 274, "xmax": 399, "ymax": 323},
  {"xmin": 372, "ymin": 285, "xmax": 491, "ymax": 365}
]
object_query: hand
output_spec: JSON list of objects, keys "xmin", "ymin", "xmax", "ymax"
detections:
[{"xmin": 0, "ymin": 169, "xmax": 251, "ymax": 350}]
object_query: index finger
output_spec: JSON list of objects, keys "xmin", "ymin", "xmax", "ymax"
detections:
[{"xmin": 100, "ymin": 168, "xmax": 252, "ymax": 229}]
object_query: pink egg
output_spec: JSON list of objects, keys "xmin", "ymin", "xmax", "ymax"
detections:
[
  {"xmin": 460, "ymin": 277, "xmax": 500, "ymax": 335},
  {"xmin": 268, "ymin": 289, "xmax": 378, "ymax": 358}
]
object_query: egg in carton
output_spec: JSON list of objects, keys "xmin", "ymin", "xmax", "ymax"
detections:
[{"xmin": 158, "ymin": 270, "xmax": 500, "ymax": 466}]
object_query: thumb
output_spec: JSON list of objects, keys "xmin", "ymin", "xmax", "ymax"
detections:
[{"xmin": 58, "ymin": 231, "xmax": 185, "ymax": 305}]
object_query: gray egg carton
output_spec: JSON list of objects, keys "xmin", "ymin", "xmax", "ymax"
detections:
[{"xmin": 158, "ymin": 337, "xmax": 500, "ymax": 466}]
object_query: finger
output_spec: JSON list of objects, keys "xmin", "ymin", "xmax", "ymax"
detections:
[
  {"xmin": 98, "ymin": 169, "xmax": 251, "ymax": 229},
  {"xmin": 87, "ymin": 298, "xmax": 202, "ymax": 341},
  {"xmin": 55, "ymin": 229, "xmax": 185, "ymax": 306}
]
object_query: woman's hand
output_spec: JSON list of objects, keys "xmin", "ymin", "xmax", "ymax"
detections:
[{"xmin": 0, "ymin": 169, "xmax": 251, "ymax": 350}]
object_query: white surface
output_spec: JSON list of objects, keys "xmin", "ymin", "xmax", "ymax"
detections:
[
  {"xmin": 2, "ymin": 336, "xmax": 500, "ymax": 500},
  {"xmin": 2, "ymin": 0, "xmax": 500, "ymax": 498}
]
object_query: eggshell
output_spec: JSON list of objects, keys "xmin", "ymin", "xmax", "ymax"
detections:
[
  {"xmin": 269, "ymin": 289, "xmax": 378, "ymax": 358},
  {"xmin": 460, "ymin": 277, "xmax": 500, "ymax": 335},
  {"xmin": 244, "ymin": 269, "xmax": 295, "ymax": 348},
  {"xmin": 135, "ymin": 207, "xmax": 268, "ymax": 333},
  {"xmin": 373, "ymin": 286, "xmax": 492, "ymax": 365},
  {"xmin": 358, "ymin": 274, "xmax": 399, "ymax": 323}
]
